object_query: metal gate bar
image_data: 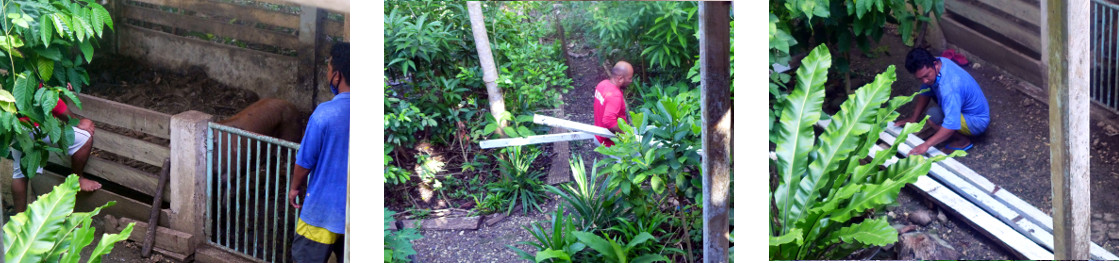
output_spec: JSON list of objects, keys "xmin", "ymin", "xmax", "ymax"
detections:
[
  {"xmin": 206, "ymin": 122, "xmax": 301, "ymax": 262},
  {"xmin": 1092, "ymin": 0, "xmax": 1119, "ymax": 112}
]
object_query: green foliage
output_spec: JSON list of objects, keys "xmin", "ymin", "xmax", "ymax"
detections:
[
  {"xmin": 771, "ymin": 0, "xmax": 943, "ymax": 73},
  {"xmin": 0, "ymin": 0, "xmax": 111, "ymax": 179},
  {"xmin": 545, "ymin": 155, "xmax": 626, "ymax": 232},
  {"xmin": 384, "ymin": 145, "xmax": 410, "ymax": 185},
  {"xmin": 769, "ymin": 45, "xmax": 962, "ymax": 259},
  {"xmin": 572, "ymin": 231, "xmax": 669, "ymax": 263},
  {"xmin": 482, "ymin": 111, "xmax": 547, "ymax": 139},
  {"xmin": 509, "ymin": 206, "xmax": 586, "ymax": 263},
  {"xmin": 587, "ymin": 2, "xmax": 698, "ymax": 78},
  {"xmin": 384, "ymin": 208, "xmax": 423, "ymax": 263},
  {"xmin": 4, "ymin": 174, "xmax": 134, "ymax": 263},
  {"xmin": 488, "ymin": 145, "xmax": 547, "ymax": 215}
]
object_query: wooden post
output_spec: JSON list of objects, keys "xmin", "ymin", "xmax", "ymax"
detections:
[
  {"xmin": 169, "ymin": 110, "xmax": 212, "ymax": 253},
  {"xmin": 699, "ymin": 2, "xmax": 731, "ymax": 262},
  {"xmin": 344, "ymin": 14, "xmax": 350, "ymax": 42},
  {"xmin": 467, "ymin": 1, "xmax": 508, "ymax": 137},
  {"xmin": 1046, "ymin": 0, "xmax": 1091, "ymax": 260},
  {"xmin": 299, "ymin": 6, "xmax": 323, "ymax": 110}
]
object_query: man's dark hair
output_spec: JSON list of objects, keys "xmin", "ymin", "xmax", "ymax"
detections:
[
  {"xmin": 330, "ymin": 42, "xmax": 349, "ymax": 85},
  {"xmin": 905, "ymin": 48, "xmax": 937, "ymax": 74}
]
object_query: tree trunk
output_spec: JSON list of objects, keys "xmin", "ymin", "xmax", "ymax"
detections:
[{"xmin": 467, "ymin": 2, "xmax": 508, "ymax": 137}]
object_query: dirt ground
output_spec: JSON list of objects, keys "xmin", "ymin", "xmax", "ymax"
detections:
[{"xmin": 838, "ymin": 24, "xmax": 1119, "ymax": 259}]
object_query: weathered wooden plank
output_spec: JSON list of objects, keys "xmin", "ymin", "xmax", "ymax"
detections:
[
  {"xmin": 128, "ymin": 0, "xmax": 300, "ymax": 29},
  {"xmin": 479, "ymin": 132, "xmax": 595, "ymax": 149},
  {"xmin": 274, "ymin": 0, "xmax": 347, "ymax": 13},
  {"xmin": 861, "ymin": 143, "xmax": 1052, "ymax": 259},
  {"xmin": 29, "ymin": 170, "xmax": 172, "ymax": 228},
  {"xmin": 941, "ymin": 15, "xmax": 1045, "ymax": 87},
  {"xmin": 882, "ymin": 124, "xmax": 1119, "ymax": 260},
  {"xmin": 963, "ymin": 0, "xmax": 1042, "ymax": 27},
  {"xmin": 93, "ymin": 129, "xmax": 170, "ymax": 167},
  {"xmin": 116, "ymin": 217, "xmax": 193, "ymax": 255},
  {"xmin": 1046, "ymin": 0, "xmax": 1092, "ymax": 258},
  {"xmin": 121, "ymin": 4, "xmax": 300, "ymax": 50},
  {"xmin": 699, "ymin": 2, "xmax": 731, "ymax": 262},
  {"xmin": 534, "ymin": 114, "xmax": 615, "ymax": 138},
  {"xmin": 47, "ymin": 154, "xmax": 170, "ymax": 203},
  {"xmin": 946, "ymin": 0, "xmax": 1041, "ymax": 53},
  {"xmin": 70, "ymin": 93, "xmax": 172, "ymax": 139}
]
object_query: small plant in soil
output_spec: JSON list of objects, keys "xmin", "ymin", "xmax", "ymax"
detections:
[
  {"xmin": 545, "ymin": 155, "xmax": 626, "ymax": 232},
  {"xmin": 385, "ymin": 208, "xmax": 423, "ymax": 263},
  {"xmin": 488, "ymin": 145, "xmax": 547, "ymax": 215},
  {"xmin": 769, "ymin": 45, "xmax": 963, "ymax": 260}
]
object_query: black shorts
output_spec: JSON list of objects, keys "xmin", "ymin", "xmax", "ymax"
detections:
[{"xmin": 292, "ymin": 233, "xmax": 344, "ymax": 263}]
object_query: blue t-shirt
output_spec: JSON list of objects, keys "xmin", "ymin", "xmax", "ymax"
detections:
[
  {"xmin": 920, "ymin": 57, "xmax": 990, "ymax": 134},
  {"xmin": 296, "ymin": 92, "xmax": 350, "ymax": 234}
]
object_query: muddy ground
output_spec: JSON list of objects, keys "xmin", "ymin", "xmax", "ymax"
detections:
[{"xmin": 836, "ymin": 24, "xmax": 1119, "ymax": 259}]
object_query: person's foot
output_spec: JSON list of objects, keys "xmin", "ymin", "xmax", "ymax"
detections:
[
  {"xmin": 944, "ymin": 138, "xmax": 973, "ymax": 154},
  {"xmin": 78, "ymin": 177, "xmax": 101, "ymax": 191}
]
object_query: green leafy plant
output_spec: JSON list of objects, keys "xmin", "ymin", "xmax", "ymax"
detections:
[
  {"xmin": 638, "ymin": 1, "xmax": 697, "ymax": 70},
  {"xmin": 0, "ymin": 0, "xmax": 113, "ymax": 179},
  {"xmin": 608, "ymin": 211, "xmax": 683, "ymax": 258},
  {"xmin": 488, "ymin": 145, "xmax": 547, "ymax": 215},
  {"xmin": 572, "ymin": 231, "xmax": 669, "ymax": 263},
  {"xmin": 416, "ymin": 153, "xmax": 445, "ymax": 191},
  {"xmin": 769, "ymin": 45, "xmax": 962, "ymax": 259},
  {"xmin": 4, "ymin": 174, "xmax": 135, "ymax": 263},
  {"xmin": 509, "ymin": 206, "xmax": 586, "ymax": 263},
  {"xmin": 545, "ymin": 155, "xmax": 626, "ymax": 232},
  {"xmin": 384, "ymin": 145, "xmax": 410, "ymax": 185},
  {"xmin": 384, "ymin": 208, "xmax": 423, "ymax": 263}
]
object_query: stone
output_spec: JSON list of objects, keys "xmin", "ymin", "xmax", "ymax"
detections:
[
  {"xmin": 1105, "ymin": 213, "xmax": 1117, "ymax": 222},
  {"xmin": 1095, "ymin": 213, "xmax": 1104, "ymax": 220},
  {"xmin": 897, "ymin": 232, "xmax": 961, "ymax": 260},
  {"xmin": 1108, "ymin": 229, "xmax": 1119, "ymax": 241},
  {"xmin": 937, "ymin": 210, "xmax": 948, "ymax": 223},
  {"xmin": 910, "ymin": 210, "xmax": 934, "ymax": 226}
]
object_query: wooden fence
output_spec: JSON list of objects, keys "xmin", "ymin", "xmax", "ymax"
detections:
[
  {"xmin": 109, "ymin": 0, "xmax": 349, "ymax": 113},
  {"xmin": 941, "ymin": 0, "xmax": 1044, "ymax": 86}
]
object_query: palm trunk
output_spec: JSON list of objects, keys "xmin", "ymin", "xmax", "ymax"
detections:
[{"xmin": 467, "ymin": 2, "xmax": 508, "ymax": 137}]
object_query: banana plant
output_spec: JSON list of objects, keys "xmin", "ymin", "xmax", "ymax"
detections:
[
  {"xmin": 769, "ymin": 44, "xmax": 962, "ymax": 260},
  {"xmin": 4, "ymin": 174, "xmax": 135, "ymax": 263}
]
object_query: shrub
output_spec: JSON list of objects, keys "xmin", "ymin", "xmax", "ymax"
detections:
[
  {"xmin": 508, "ymin": 206, "xmax": 586, "ymax": 263},
  {"xmin": 545, "ymin": 155, "xmax": 626, "ymax": 232},
  {"xmin": 488, "ymin": 145, "xmax": 547, "ymax": 215},
  {"xmin": 769, "ymin": 44, "xmax": 961, "ymax": 259}
]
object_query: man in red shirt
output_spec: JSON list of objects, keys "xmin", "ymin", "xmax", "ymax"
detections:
[
  {"xmin": 10, "ymin": 83, "xmax": 99, "ymax": 213},
  {"xmin": 593, "ymin": 61, "xmax": 634, "ymax": 147}
]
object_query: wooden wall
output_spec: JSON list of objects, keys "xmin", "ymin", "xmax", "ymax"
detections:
[
  {"xmin": 110, "ymin": 0, "xmax": 348, "ymax": 113},
  {"xmin": 941, "ymin": 0, "xmax": 1044, "ymax": 86}
]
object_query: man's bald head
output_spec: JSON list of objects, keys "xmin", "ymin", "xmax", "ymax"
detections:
[{"xmin": 610, "ymin": 61, "xmax": 635, "ymax": 88}]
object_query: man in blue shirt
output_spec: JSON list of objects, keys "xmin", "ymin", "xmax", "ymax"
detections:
[
  {"xmin": 896, "ymin": 48, "xmax": 991, "ymax": 155},
  {"xmin": 289, "ymin": 42, "xmax": 350, "ymax": 262}
]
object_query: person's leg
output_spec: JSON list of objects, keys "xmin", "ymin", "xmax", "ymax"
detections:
[
  {"xmin": 71, "ymin": 120, "xmax": 100, "ymax": 191},
  {"xmin": 330, "ymin": 234, "xmax": 345, "ymax": 262},
  {"xmin": 11, "ymin": 147, "xmax": 27, "ymax": 213}
]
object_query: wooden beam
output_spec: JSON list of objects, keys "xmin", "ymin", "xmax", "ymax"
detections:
[
  {"xmin": 128, "ymin": 0, "xmax": 300, "ymax": 29},
  {"xmin": 121, "ymin": 4, "xmax": 300, "ymax": 50},
  {"xmin": 947, "ymin": 0, "xmax": 1042, "ymax": 53},
  {"xmin": 29, "ymin": 169, "xmax": 173, "ymax": 228},
  {"xmin": 940, "ymin": 16, "xmax": 1044, "ymax": 86},
  {"xmin": 69, "ymin": 94, "xmax": 172, "ymax": 140},
  {"xmin": 533, "ymin": 114, "xmax": 614, "ymax": 138},
  {"xmin": 297, "ymin": 5, "xmax": 322, "ymax": 110},
  {"xmin": 882, "ymin": 126, "xmax": 1119, "ymax": 260},
  {"xmin": 117, "ymin": 216, "xmax": 193, "ymax": 255},
  {"xmin": 478, "ymin": 132, "xmax": 595, "ymax": 149},
  {"xmin": 47, "ymin": 154, "xmax": 169, "ymax": 203},
  {"xmin": 93, "ymin": 129, "xmax": 171, "ymax": 167},
  {"xmin": 699, "ymin": 2, "xmax": 731, "ymax": 262},
  {"xmin": 1046, "ymin": 0, "xmax": 1092, "ymax": 259}
]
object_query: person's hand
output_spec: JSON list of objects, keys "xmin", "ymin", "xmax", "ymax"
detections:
[
  {"xmin": 895, "ymin": 117, "xmax": 917, "ymax": 127},
  {"xmin": 66, "ymin": 82, "xmax": 73, "ymax": 91},
  {"xmin": 289, "ymin": 188, "xmax": 305, "ymax": 209},
  {"xmin": 908, "ymin": 143, "xmax": 931, "ymax": 156}
]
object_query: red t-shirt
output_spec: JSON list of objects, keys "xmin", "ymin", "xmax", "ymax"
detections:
[
  {"xmin": 593, "ymin": 79, "xmax": 628, "ymax": 147},
  {"xmin": 19, "ymin": 85, "xmax": 67, "ymax": 127}
]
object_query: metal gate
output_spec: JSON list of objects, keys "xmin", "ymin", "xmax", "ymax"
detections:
[
  {"xmin": 1092, "ymin": 0, "xmax": 1119, "ymax": 111},
  {"xmin": 206, "ymin": 122, "xmax": 302, "ymax": 262}
]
